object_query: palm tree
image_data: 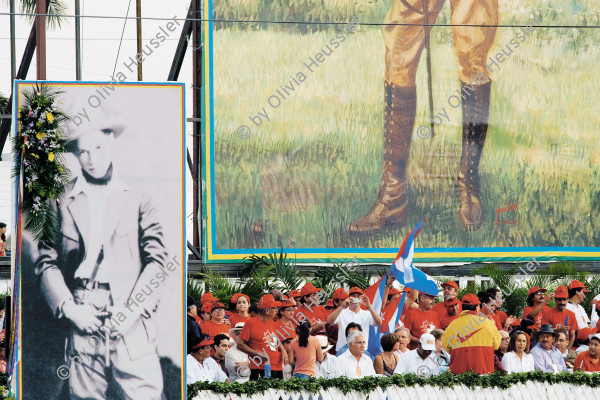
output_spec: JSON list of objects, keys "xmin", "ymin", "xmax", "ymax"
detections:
[{"xmin": 18, "ymin": 0, "xmax": 67, "ymax": 28}]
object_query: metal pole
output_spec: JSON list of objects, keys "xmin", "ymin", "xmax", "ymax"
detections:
[
  {"xmin": 36, "ymin": 0, "xmax": 47, "ymax": 80},
  {"xmin": 136, "ymin": 0, "xmax": 142, "ymax": 81},
  {"xmin": 192, "ymin": 0, "xmax": 201, "ymax": 258},
  {"xmin": 75, "ymin": 0, "xmax": 82, "ymax": 80},
  {"xmin": 9, "ymin": 0, "xmax": 16, "ymax": 84}
]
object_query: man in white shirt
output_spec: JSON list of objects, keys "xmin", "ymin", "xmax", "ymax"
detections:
[
  {"xmin": 338, "ymin": 331, "xmax": 376, "ymax": 378},
  {"xmin": 224, "ymin": 323, "xmax": 251, "ymax": 383},
  {"xmin": 327, "ymin": 286, "xmax": 382, "ymax": 354},
  {"xmin": 315, "ymin": 334, "xmax": 343, "ymax": 379},
  {"xmin": 187, "ymin": 336, "xmax": 229, "ymax": 384},
  {"xmin": 394, "ymin": 333, "xmax": 441, "ymax": 376},
  {"xmin": 566, "ymin": 280, "xmax": 592, "ymax": 329}
]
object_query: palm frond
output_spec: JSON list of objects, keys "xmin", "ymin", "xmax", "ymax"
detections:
[
  {"xmin": 20, "ymin": 0, "xmax": 68, "ymax": 28},
  {"xmin": 0, "ymin": 92, "xmax": 8, "ymax": 114}
]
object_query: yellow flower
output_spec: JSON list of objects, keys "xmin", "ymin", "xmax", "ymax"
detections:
[
  {"xmin": 46, "ymin": 112, "xmax": 54, "ymax": 123},
  {"xmin": 48, "ymin": 152, "xmax": 55, "ymax": 162},
  {"xmin": 31, "ymin": 153, "xmax": 39, "ymax": 159},
  {"xmin": 36, "ymin": 132, "xmax": 46, "ymax": 140}
]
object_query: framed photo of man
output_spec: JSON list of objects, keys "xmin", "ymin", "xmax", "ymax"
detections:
[{"xmin": 14, "ymin": 81, "xmax": 185, "ymax": 400}]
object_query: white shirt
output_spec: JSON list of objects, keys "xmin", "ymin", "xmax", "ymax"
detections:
[
  {"xmin": 501, "ymin": 351, "xmax": 535, "ymax": 373},
  {"xmin": 338, "ymin": 350, "xmax": 376, "ymax": 378},
  {"xmin": 393, "ymin": 349, "xmax": 441, "ymax": 376},
  {"xmin": 590, "ymin": 294, "xmax": 600, "ymax": 328},
  {"xmin": 224, "ymin": 343, "xmax": 250, "ymax": 383},
  {"xmin": 334, "ymin": 308, "xmax": 375, "ymax": 351},
  {"xmin": 566, "ymin": 302, "xmax": 590, "ymax": 330},
  {"xmin": 186, "ymin": 354, "xmax": 228, "ymax": 384},
  {"xmin": 576, "ymin": 345, "xmax": 589, "ymax": 354},
  {"xmin": 317, "ymin": 353, "xmax": 343, "ymax": 379}
]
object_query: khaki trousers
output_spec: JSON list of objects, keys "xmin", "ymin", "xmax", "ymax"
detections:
[{"xmin": 384, "ymin": 0, "xmax": 498, "ymax": 86}]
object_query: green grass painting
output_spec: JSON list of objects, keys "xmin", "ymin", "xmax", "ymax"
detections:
[{"xmin": 206, "ymin": 0, "xmax": 600, "ymax": 256}]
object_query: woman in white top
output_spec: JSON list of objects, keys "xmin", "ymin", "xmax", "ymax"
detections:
[{"xmin": 502, "ymin": 331, "xmax": 535, "ymax": 373}]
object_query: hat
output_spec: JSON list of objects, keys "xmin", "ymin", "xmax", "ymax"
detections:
[
  {"xmin": 200, "ymin": 293, "xmax": 220, "ymax": 304},
  {"xmin": 538, "ymin": 324, "xmax": 554, "ymax": 335},
  {"xmin": 281, "ymin": 294, "xmax": 289, "ymax": 300},
  {"xmin": 419, "ymin": 333, "xmax": 436, "ymax": 351},
  {"xmin": 325, "ymin": 299, "xmax": 334, "ymax": 308},
  {"xmin": 201, "ymin": 303, "xmax": 212, "ymax": 313},
  {"xmin": 289, "ymin": 290, "xmax": 301, "ymax": 298},
  {"xmin": 444, "ymin": 297, "xmax": 460, "ymax": 307},
  {"xmin": 348, "ymin": 286, "xmax": 364, "ymax": 296},
  {"xmin": 462, "ymin": 293, "xmax": 480, "ymax": 305},
  {"xmin": 279, "ymin": 299, "xmax": 296, "ymax": 308},
  {"xmin": 257, "ymin": 294, "xmax": 282, "ymax": 309},
  {"xmin": 402, "ymin": 286, "xmax": 412, "ymax": 292},
  {"xmin": 568, "ymin": 280, "xmax": 589, "ymax": 293},
  {"xmin": 510, "ymin": 318, "xmax": 521, "ymax": 327},
  {"xmin": 230, "ymin": 293, "xmax": 250, "ymax": 304},
  {"xmin": 210, "ymin": 302, "xmax": 226, "ymax": 312},
  {"xmin": 300, "ymin": 283, "xmax": 321, "ymax": 297},
  {"xmin": 577, "ymin": 327, "xmax": 598, "ymax": 341},
  {"xmin": 527, "ymin": 287, "xmax": 547, "ymax": 296},
  {"xmin": 229, "ymin": 322, "xmax": 245, "ymax": 336},
  {"xmin": 187, "ymin": 296, "xmax": 196, "ymax": 308},
  {"xmin": 192, "ymin": 336, "xmax": 214, "ymax": 350},
  {"xmin": 63, "ymin": 96, "xmax": 128, "ymax": 150},
  {"xmin": 316, "ymin": 334, "xmax": 334, "ymax": 353},
  {"xmin": 589, "ymin": 333, "xmax": 600, "ymax": 343},
  {"xmin": 332, "ymin": 288, "xmax": 349, "ymax": 300},
  {"xmin": 553, "ymin": 285, "xmax": 569, "ymax": 299},
  {"xmin": 441, "ymin": 281, "xmax": 459, "ymax": 291}
]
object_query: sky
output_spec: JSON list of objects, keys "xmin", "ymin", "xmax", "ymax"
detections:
[{"xmin": 0, "ymin": 0, "xmax": 198, "ymax": 251}]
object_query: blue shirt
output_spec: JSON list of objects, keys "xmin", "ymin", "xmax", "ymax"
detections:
[{"xmin": 530, "ymin": 343, "xmax": 567, "ymax": 372}]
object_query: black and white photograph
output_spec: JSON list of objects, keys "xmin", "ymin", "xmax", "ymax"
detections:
[{"xmin": 17, "ymin": 82, "xmax": 185, "ymax": 400}]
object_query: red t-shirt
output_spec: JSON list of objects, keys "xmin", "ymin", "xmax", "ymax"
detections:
[
  {"xmin": 200, "ymin": 320, "xmax": 230, "ymax": 339},
  {"xmin": 239, "ymin": 316, "xmax": 282, "ymax": 371},
  {"xmin": 522, "ymin": 305, "xmax": 550, "ymax": 331},
  {"xmin": 433, "ymin": 301, "xmax": 462, "ymax": 319},
  {"xmin": 229, "ymin": 313, "xmax": 251, "ymax": 328},
  {"xmin": 574, "ymin": 351, "xmax": 600, "ymax": 372},
  {"xmin": 295, "ymin": 304, "xmax": 328, "ymax": 333},
  {"xmin": 439, "ymin": 311, "xmax": 460, "ymax": 330},
  {"xmin": 274, "ymin": 319, "xmax": 297, "ymax": 343},
  {"xmin": 403, "ymin": 308, "xmax": 440, "ymax": 349},
  {"xmin": 541, "ymin": 308, "xmax": 577, "ymax": 331},
  {"xmin": 496, "ymin": 310, "xmax": 508, "ymax": 326}
]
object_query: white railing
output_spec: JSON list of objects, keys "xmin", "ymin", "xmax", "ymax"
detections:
[{"xmin": 192, "ymin": 382, "xmax": 600, "ymax": 400}]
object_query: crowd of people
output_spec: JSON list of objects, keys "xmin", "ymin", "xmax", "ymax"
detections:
[{"xmin": 186, "ymin": 277, "xmax": 600, "ymax": 384}]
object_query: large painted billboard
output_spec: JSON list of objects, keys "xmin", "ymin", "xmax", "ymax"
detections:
[{"xmin": 202, "ymin": 0, "xmax": 600, "ymax": 263}]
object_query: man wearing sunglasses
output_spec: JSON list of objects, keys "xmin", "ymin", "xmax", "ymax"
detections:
[{"xmin": 541, "ymin": 286, "xmax": 577, "ymax": 349}]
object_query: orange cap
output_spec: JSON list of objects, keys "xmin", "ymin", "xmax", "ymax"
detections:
[
  {"xmin": 348, "ymin": 286, "xmax": 364, "ymax": 296},
  {"xmin": 527, "ymin": 286, "xmax": 547, "ymax": 296},
  {"xmin": 462, "ymin": 293, "xmax": 480, "ymax": 305},
  {"xmin": 568, "ymin": 280, "xmax": 589, "ymax": 293},
  {"xmin": 300, "ymin": 283, "xmax": 321, "ymax": 296},
  {"xmin": 554, "ymin": 286, "xmax": 568, "ymax": 299},
  {"xmin": 258, "ymin": 294, "xmax": 283, "ymax": 309},
  {"xmin": 332, "ymin": 288, "xmax": 349, "ymax": 300}
]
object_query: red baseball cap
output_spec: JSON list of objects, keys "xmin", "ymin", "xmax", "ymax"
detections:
[
  {"xmin": 554, "ymin": 286, "xmax": 569, "ymax": 299},
  {"xmin": 289, "ymin": 290, "xmax": 301, "ymax": 298},
  {"xmin": 258, "ymin": 294, "xmax": 282, "ymax": 309},
  {"xmin": 230, "ymin": 293, "xmax": 250, "ymax": 304},
  {"xmin": 441, "ymin": 281, "xmax": 459, "ymax": 291},
  {"xmin": 527, "ymin": 286, "xmax": 547, "ymax": 296},
  {"xmin": 325, "ymin": 299, "xmax": 334, "ymax": 308},
  {"xmin": 348, "ymin": 286, "xmax": 364, "ymax": 296},
  {"xmin": 192, "ymin": 337, "xmax": 214, "ymax": 350},
  {"xmin": 444, "ymin": 297, "xmax": 460, "ymax": 307},
  {"xmin": 210, "ymin": 302, "xmax": 227, "ymax": 312},
  {"xmin": 278, "ymin": 299, "xmax": 296, "ymax": 308},
  {"xmin": 462, "ymin": 293, "xmax": 480, "ymax": 305},
  {"xmin": 577, "ymin": 327, "xmax": 598, "ymax": 341},
  {"xmin": 300, "ymin": 283, "xmax": 321, "ymax": 297},
  {"xmin": 402, "ymin": 286, "xmax": 412, "ymax": 292},
  {"xmin": 201, "ymin": 303, "xmax": 213, "ymax": 313},
  {"xmin": 200, "ymin": 293, "xmax": 220, "ymax": 304},
  {"xmin": 332, "ymin": 288, "xmax": 349, "ymax": 300},
  {"xmin": 568, "ymin": 280, "xmax": 589, "ymax": 293},
  {"xmin": 388, "ymin": 288, "xmax": 401, "ymax": 296}
]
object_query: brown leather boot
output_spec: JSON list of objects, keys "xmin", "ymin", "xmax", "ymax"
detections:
[
  {"xmin": 349, "ymin": 82, "xmax": 416, "ymax": 233},
  {"xmin": 458, "ymin": 80, "xmax": 492, "ymax": 230}
]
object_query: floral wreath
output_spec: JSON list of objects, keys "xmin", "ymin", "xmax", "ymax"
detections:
[{"xmin": 13, "ymin": 84, "xmax": 71, "ymax": 243}]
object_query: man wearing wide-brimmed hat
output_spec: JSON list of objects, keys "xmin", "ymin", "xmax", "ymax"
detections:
[{"xmin": 35, "ymin": 100, "xmax": 168, "ymax": 399}]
